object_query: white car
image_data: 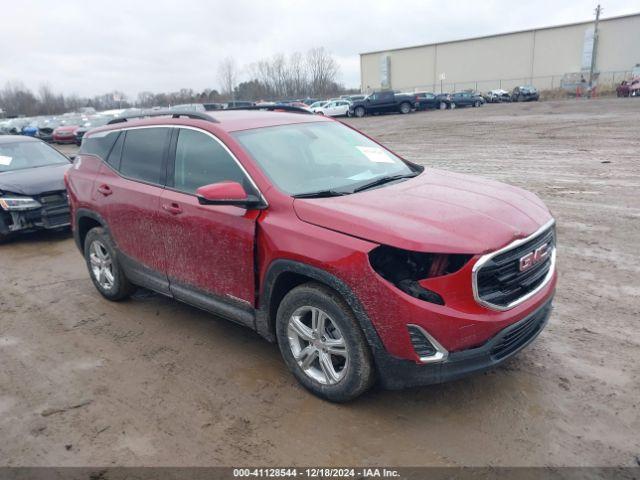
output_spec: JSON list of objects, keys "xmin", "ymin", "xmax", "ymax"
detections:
[
  {"xmin": 314, "ymin": 100, "xmax": 351, "ymax": 117},
  {"xmin": 309, "ymin": 101, "xmax": 328, "ymax": 110}
]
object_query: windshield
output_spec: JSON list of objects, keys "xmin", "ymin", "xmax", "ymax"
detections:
[
  {"xmin": 0, "ymin": 141, "xmax": 69, "ymax": 173},
  {"xmin": 233, "ymin": 122, "xmax": 417, "ymax": 196}
]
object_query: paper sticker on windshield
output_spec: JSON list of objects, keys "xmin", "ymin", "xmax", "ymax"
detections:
[
  {"xmin": 356, "ymin": 146, "xmax": 395, "ymax": 163},
  {"xmin": 0, "ymin": 155, "xmax": 12, "ymax": 166}
]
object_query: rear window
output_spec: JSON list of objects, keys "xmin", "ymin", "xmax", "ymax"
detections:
[
  {"xmin": 119, "ymin": 128, "xmax": 169, "ymax": 185},
  {"xmin": 80, "ymin": 130, "xmax": 120, "ymax": 161}
]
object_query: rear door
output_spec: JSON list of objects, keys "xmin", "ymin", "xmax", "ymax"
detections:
[
  {"xmin": 158, "ymin": 127, "xmax": 260, "ymax": 323},
  {"xmin": 92, "ymin": 127, "xmax": 171, "ymax": 293}
]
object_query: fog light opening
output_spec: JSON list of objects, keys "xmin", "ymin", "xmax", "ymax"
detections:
[{"xmin": 407, "ymin": 324, "xmax": 448, "ymax": 364}]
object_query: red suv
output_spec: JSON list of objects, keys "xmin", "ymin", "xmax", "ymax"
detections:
[{"xmin": 65, "ymin": 108, "xmax": 556, "ymax": 401}]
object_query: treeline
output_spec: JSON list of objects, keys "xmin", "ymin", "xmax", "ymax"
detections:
[{"xmin": 1, "ymin": 47, "xmax": 351, "ymax": 116}]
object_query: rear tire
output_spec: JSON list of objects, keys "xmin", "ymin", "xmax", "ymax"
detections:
[
  {"xmin": 354, "ymin": 106, "xmax": 365, "ymax": 118},
  {"xmin": 84, "ymin": 227, "xmax": 135, "ymax": 301},
  {"xmin": 276, "ymin": 282, "xmax": 375, "ymax": 402}
]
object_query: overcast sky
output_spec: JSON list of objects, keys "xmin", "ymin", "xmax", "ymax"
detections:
[{"xmin": 2, "ymin": 0, "xmax": 637, "ymax": 98}]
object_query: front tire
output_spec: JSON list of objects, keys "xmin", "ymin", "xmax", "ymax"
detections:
[
  {"xmin": 84, "ymin": 227, "xmax": 135, "ymax": 301},
  {"xmin": 354, "ymin": 106, "xmax": 365, "ymax": 118},
  {"xmin": 439, "ymin": 101, "xmax": 447, "ymax": 110},
  {"xmin": 399, "ymin": 102, "xmax": 411, "ymax": 114},
  {"xmin": 276, "ymin": 283, "xmax": 375, "ymax": 402},
  {"xmin": 474, "ymin": 100, "xmax": 481, "ymax": 107}
]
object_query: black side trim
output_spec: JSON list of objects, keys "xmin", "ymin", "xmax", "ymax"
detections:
[
  {"xmin": 258, "ymin": 259, "xmax": 387, "ymax": 358},
  {"xmin": 170, "ymin": 281, "xmax": 255, "ymax": 329},
  {"xmin": 74, "ymin": 209, "xmax": 109, "ymax": 252},
  {"xmin": 118, "ymin": 251, "xmax": 171, "ymax": 296}
]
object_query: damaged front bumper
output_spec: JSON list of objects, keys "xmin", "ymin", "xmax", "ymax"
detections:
[
  {"xmin": 373, "ymin": 297, "xmax": 553, "ymax": 389},
  {"xmin": 0, "ymin": 192, "xmax": 71, "ymax": 236}
]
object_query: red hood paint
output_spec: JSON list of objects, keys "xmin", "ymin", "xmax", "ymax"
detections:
[{"xmin": 293, "ymin": 168, "xmax": 552, "ymax": 254}]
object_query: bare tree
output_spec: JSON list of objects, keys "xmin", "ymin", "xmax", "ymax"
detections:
[
  {"xmin": 306, "ymin": 47, "xmax": 340, "ymax": 97},
  {"xmin": 218, "ymin": 57, "xmax": 238, "ymax": 100}
]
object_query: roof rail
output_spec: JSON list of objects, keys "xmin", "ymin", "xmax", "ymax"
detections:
[
  {"xmin": 225, "ymin": 105, "xmax": 314, "ymax": 115},
  {"xmin": 107, "ymin": 110, "xmax": 218, "ymax": 125}
]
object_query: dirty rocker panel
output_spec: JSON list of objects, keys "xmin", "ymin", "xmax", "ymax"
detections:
[{"xmin": 118, "ymin": 251, "xmax": 256, "ymax": 328}]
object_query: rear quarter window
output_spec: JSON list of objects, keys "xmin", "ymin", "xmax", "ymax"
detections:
[{"xmin": 80, "ymin": 130, "xmax": 120, "ymax": 161}]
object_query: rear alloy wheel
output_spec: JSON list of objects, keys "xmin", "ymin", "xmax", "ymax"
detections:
[
  {"xmin": 84, "ymin": 227, "xmax": 135, "ymax": 301},
  {"xmin": 354, "ymin": 106, "xmax": 366, "ymax": 118},
  {"xmin": 399, "ymin": 102, "xmax": 411, "ymax": 114},
  {"xmin": 276, "ymin": 283, "xmax": 374, "ymax": 402}
]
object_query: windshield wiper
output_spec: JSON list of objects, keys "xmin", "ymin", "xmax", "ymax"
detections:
[
  {"xmin": 351, "ymin": 172, "xmax": 419, "ymax": 193},
  {"xmin": 293, "ymin": 189, "xmax": 350, "ymax": 199}
]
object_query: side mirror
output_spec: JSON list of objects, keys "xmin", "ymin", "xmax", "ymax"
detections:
[
  {"xmin": 68, "ymin": 155, "xmax": 76, "ymax": 162},
  {"xmin": 196, "ymin": 181, "xmax": 264, "ymax": 209}
]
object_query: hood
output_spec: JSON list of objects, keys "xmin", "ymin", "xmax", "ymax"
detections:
[
  {"xmin": 293, "ymin": 168, "xmax": 552, "ymax": 254},
  {"xmin": 0, "ymin": 163, "xmax": 70, "ymax": 196}
]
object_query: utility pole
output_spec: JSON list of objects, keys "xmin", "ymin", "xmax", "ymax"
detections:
[{"xmin": 589, "ymin": 4, "xmax": 602, "ymax": 90}]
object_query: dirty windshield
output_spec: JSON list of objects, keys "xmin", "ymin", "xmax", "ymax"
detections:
[{"xmin": 233, "ymin": 121, "xmax": 419, "ymax": 196}]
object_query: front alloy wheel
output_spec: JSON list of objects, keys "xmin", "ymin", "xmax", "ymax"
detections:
[
  {"xmin": 276, "ymin": 283, "xmax": 375, "ymax": 402},
  {"xmin": 287, "ymin": 306, "xmax": 348, "ymax": 385}
]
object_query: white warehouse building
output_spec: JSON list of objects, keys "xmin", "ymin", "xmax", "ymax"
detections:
[{"xmin": 359, "ymin": 12, "xmax": 640, "ymax": 94}]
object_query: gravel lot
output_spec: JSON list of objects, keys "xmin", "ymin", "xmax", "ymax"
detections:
[{"xmin": 0, "ymin": 98, "xmax": 638, "ymax": 467}]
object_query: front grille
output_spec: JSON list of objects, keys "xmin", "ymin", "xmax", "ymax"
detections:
[
  {"xmin": 36, "ymin": 191, "xmax": 70, "ymax": 228},
  {"xmin": 490, "ymin": 301, "xmax": 551, "ymax": 360},
  {"xmin": 475, "ymin": 223, "xmax": 555, "ymax": 309}
]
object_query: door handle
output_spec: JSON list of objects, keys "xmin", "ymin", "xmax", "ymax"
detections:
[
  {"xmin": 162, "ymin": 202, "xmax": 183, "ymax": 215},
  {"xmin": 97, "ymin": 184, "xmax": 112, "ymax": 196}
]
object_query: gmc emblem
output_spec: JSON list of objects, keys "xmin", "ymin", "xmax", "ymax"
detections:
[{"xmin": 519, "ymin": 243, "xmax": 551, "ymax": 272}]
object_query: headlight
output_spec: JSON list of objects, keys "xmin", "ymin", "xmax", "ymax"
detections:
[
  {"xmin": 0, "ymin": 196, "xmax": 42, "ymax": 211},
  {"xmin": 369, "ymin": 245, "xmax": 472, "ymax": 305}
]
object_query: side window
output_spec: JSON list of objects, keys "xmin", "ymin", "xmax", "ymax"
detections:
[
  {"xmin": 119, "ymin": 128, "xmax": 169, "ymax": 185},
  {"xmin": 80, "ymin": 130, "xmax": 120, "ymax": 161},
  {"xmin": 173, "ymin": 128, "xmax": 247, "ymax": 194}
]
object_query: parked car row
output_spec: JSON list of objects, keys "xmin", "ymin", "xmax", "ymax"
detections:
[
  {"xmin": 0, "ymin": 113, "xmax": 118, "ymax": 145},
  {"xmin": 483, "ymin": 86, "xmax": 540, "ymax": 103}
]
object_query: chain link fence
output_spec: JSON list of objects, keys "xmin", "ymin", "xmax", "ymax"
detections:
[{"xmin": 396, "ymin": 70, "xmax": 633, "ymax": 95}]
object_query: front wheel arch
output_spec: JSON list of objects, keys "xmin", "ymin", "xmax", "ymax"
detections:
[{"xmin": 258, "ymin": 259, "xmax": 385, "ymax": 356}]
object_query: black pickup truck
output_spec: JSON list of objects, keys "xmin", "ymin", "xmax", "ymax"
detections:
[{"xmin": 349, "ymin": 91, "xmax": 415, "ymax": 117}]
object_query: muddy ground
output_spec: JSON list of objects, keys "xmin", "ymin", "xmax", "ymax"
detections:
[{"xmin": 0, "ymin": 98, "xmax": 638, "ymax": 467}]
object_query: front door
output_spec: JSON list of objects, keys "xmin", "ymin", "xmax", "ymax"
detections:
[{"xmin": 158, "ymin": 127, "xmax": 259, "ymax": 322}]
